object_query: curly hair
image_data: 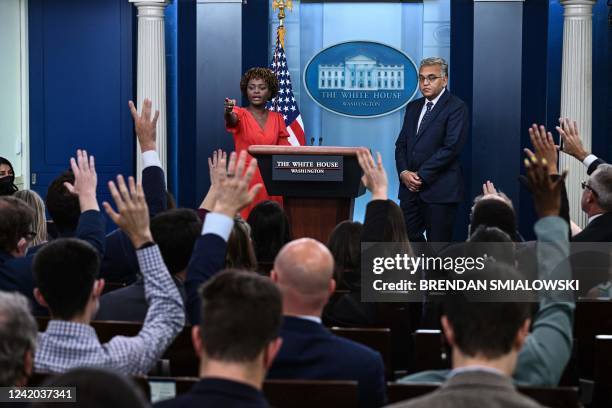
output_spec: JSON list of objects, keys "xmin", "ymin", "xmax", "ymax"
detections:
[{"xmin": 239, "ymin": 67, "xmax": 279, "ymax": 101}]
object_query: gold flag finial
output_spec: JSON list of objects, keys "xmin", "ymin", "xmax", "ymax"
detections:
[
  {"xmin": 272, "ymin": 0, "xmax": 293, "ymax": 27},
  {"xmin": 272, "ymin": 0, "xmax": 292, "ymax": 48}
]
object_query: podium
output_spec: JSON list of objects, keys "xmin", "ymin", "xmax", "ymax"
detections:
[{"xmin": 248, "ymin": 146, "xmax": 366, "ymax": 243}]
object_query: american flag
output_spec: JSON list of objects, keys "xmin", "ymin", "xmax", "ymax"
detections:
[{"xmin": 267, "ymin": 29, "xmax": 305, "ymax": 146}]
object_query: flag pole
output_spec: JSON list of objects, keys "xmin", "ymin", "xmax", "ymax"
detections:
[{"xmin": 269, "ymin": 0, "xmax": 305, "ymax": 146}]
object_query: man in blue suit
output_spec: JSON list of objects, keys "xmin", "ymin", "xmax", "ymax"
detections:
[
  {"xmin": 268, "ymin": 238, "xmax": 387, "ymax": 407},
  {"xmin": 395, "ymin": 57, "xmax": 469, "ymax": 242}
]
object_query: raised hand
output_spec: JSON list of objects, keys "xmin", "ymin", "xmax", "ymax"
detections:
[
  {"xmin": 556, "ymin": 118, "xmax": 588, "ymax": 162},
  {"xmin": 523, "ymin": 152, "xmax": 567, "ymax": 219},
  {"xmin": 129, "ymin": 99, "xmax": 160, "ymax": 153},
  {"xmin": 64, "ymin": 149, "xmax": 99, "ymax": 212},
  {"xmin": 209, "ymin": 149, "xmax": 228, "ymax": 187},
  {"xmin": 357, "ymin": 149, "xmax": 388, "ymax": 200},
  {"xmin": 482, "ymin": 180, "xmax": 498, "ymax": 196},
  {"xmin": 199, "ymin": 149, "xmax": 228, "ymax": 210},
  {"xmin": 102, "ymin": 175, "xmax": 153, "ymax": 248},
  {"xmin": 526, "ymin": 124, "xmax": 559, "ymax": 175},
  {"xmin": 212, "ymin": 151, "xmax": 262, "ymax": 218}
]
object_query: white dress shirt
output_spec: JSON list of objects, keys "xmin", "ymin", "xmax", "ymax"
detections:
[
  {"xmin": 142, "ymin": 150, "xmax": 162, "ymax": 169},
  {"xmin": 417, "ymin": 87, "xmax": 446, "ymax": 131},
  {"xmin": 583, "ymin": 154, "xmax": 598, "ymax": 170}
]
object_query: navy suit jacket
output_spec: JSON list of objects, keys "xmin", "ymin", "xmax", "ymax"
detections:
[
  {"xmin": 572, "ymin": 213, "xmax": 612, "ymax": 243},
  {"xmin": 154, "ymin": 378, "xmax": 269, "ymax": 408},
  {"xmin": 95, "ymin": 276, "xmax": 187, "ymax": 322},
  {"xmin": 395, "ymin": 89, "xmax": 469, "ymax": 203},
  {"xmin": 185, "ymin": 232, "xmax": 228, "ymax": 325},
  {"xmin": 267, "ymin": 316, "xmax": 387, "ymax": 408},
  {"xmin": 100, "ymin": 165, "xmax": 167, "ymax": 284},
  {"xmin": 0, "ymin": 210, "xmax": 106, "ymax": 315}
]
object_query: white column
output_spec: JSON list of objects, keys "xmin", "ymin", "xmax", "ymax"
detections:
[
  {"xmin": 129, "ymin": 0, "xmax": 170, "ymax": 180},
  {"xmin": 559, "ymin": 0, "xmax": 595, "ymax": 227}
]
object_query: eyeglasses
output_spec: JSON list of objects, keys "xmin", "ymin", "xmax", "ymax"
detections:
[
  {"xmin": 581, "ymin": 181, "xmax": 599, "ymax": 197},
  {"xmin": 418, "ymin": 75, "xmax": 443, "ymax": 84}
]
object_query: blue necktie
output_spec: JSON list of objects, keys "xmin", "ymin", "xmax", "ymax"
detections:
[{"xmin": 417, "ymin": 101, "xmax": 434, "ymax": 134}]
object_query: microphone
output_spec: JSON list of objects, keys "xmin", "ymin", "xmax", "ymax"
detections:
[
  {"xmin": 310, "ymin": 137, "xmax": 315, "ymax": 146},
  {"xmin": 318, "ymin": 137, "xmax": 323, "ymax": 146}
]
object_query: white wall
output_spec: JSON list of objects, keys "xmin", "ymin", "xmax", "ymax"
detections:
[{"xmin": 0, "ymin": 0, "xmax": 28, "ymax": 188}]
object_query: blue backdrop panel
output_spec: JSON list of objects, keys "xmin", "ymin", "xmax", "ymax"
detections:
[
  {"xmin": 29, "ymin": 0, "xmax": 134, "ymax": 228},
  {"xmin": 471, "ymin": 1, "xmax": 524, "ymax": 228},
  {"xmin": 450, "ymin": 0, "xmax": 473, "ymax": 241},
  {"xmin": 518, "ymin": 0, "xmax": 551, "ymax": 240},
  {"xmin": 176, "ymin": 0, "xmax": 198, "ymax": 208},
  {"xmin": 195, "ymin": 0, "xmax": 242, "ymax": 205}
]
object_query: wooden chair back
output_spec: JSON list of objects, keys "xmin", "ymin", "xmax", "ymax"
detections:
[
  {"xmin": 574, "ymin": 299, "xmax": 612, "ymax": 378},
  {"xmin": 412, "ymin": 329, "xmax": 451, "ymax": 372}
]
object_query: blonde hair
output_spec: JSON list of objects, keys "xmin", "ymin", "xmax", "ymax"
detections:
[{"xmin": 13, "ymin": 190, "xmax": 48, "ymax": 246}]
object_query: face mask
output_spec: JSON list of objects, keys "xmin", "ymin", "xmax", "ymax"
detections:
[{"xmin": 0, "ymin": 175, "xmax": 17, "ymax": 195}]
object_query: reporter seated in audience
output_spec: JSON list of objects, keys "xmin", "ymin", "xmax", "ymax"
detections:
[
  {"xmin": 400, "ymin": 152, "xmax": 574, "ymax": 387},
  {"xmin": 225, "ymin": 216, "xmax": 257, "ymax": 271},
  {"xmin": 32, "ymin": 368, "xmax": 148, "ymax": 408},
  {"xmin": 469, "ymin": 184, "xmax": 520, "ymax": 241},
  {"xmin": 389, "ymin": 263, "xmax": 544, "ymax": 408},
  {"xmin": 45, "ymin": 171, "xmax": 81, "ymax": 239},
  {"xmin": 326, "ymin": 220, "xmax": 363, "ymax": 290},
  {"xmin": 566, "ymin": 164, "xmax": 612, "ymax": 295},
  {"xmin": 0, "ymin": 156, "xmax": 18, "ymax": 196},
  {"xmin": 572, "ymin": 163, "xmax": 612, "ymax": 243},
  {"xmin": 0, "ymin": 291, "xmax": 37, "ymax": 387},
  {"xmin": 14, "ymin": 189, "xmax": 48, "ymax": 249},
  {"xmin": 96, "ymin": 208, "xmax": 201, "ymax": 321},
  {"xmin": 422, "ymin": 221, "xmax": 522, "ymax": 330},
  {"xmin": 0, "ymin": 153, "xmax": 106, "ymax": 316},
  {"xmin": 185, "ymin": 150, "xmax": 263, "ymax": 325},
  {"xmin": 324, "ymin": 212, "xmax": 418, "ymax": 369},
  {"xmin": 0, "ymin": 196, "xmax": 35, "ymax": 293},
  {"xmin": 155, "ymin": 270, "xmax": 282, "ymax": 407},
  {"xmin": 333, "ymin": 150, "xmax": 420, "ymax": 370},
  {"xmin": 247, "ymin": 200, "xmax": 291, "ymax": 274},
  {"xmin": 33, "ymin": 168, "xmax": 184, "ymax": 375},
  {"xmin": 268, "ymin": 237, "xmax": 387, "ymax": 407}
]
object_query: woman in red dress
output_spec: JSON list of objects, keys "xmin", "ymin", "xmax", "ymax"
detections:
[{"xmin": 224, "ymin": 67, "xmax": 291, "ymax": 219}]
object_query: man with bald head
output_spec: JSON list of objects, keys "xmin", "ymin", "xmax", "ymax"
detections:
[{"xmin": 267, "ymin": 238, "xmax": 386, "ymax": 407}]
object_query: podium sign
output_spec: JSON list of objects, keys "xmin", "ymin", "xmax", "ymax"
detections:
[{"xmin": 272, "ymin": 155, "xmax": 343, "ymax": 182}]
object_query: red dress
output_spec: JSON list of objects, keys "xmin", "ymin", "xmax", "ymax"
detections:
[{"xmin": 226, "ymin": 106, "xmax": 290, "ymax": 219}]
